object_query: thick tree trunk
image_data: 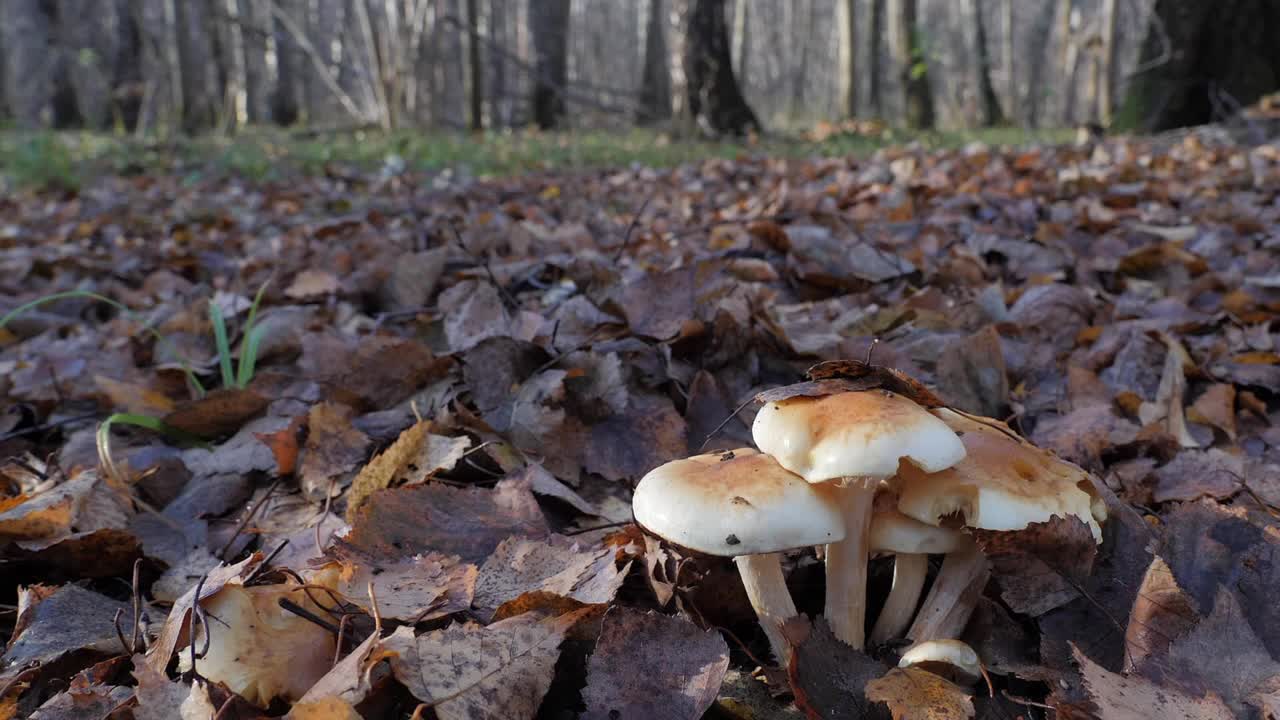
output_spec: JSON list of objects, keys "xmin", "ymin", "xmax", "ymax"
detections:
[
  {"xmin": 1024, "ymin": 0, "xmax": 1056, "ymax": 127},
  {"xmin": 241, "ymin": 0, "xmax": 273, "ymax": 124},
  {"xmin": 530, "ymin": 0, "xmax": 570, "ymax": 129},
  {"xmin": 1, "ymin": 0, "xmax": 55, "ymax": 128},
  {"xmin": 891, "ymin": 0, "xmax": 932, "ymax": 129},
  {"xmin": 837, "ymin": 0, "xmax": 856, "ymax": 117},
  {"xmin": 218, "ymin": 0, "xmax": 249, "ymax": 128},
  {"xmin": 869, "ymin": 0, "xmax": 884, "ymax": 117},
  {"xmin": 684, "ymin": 0, "xmax": 759, "ymax": 136},
  {"xmin": 55, "ymin": 0, "xmax": 120, "ymax": 129},
  {"xmin": 1123, "ymin": 0, "xmax": 1280, "ymax": 131},
  {"xmin": 638, "ymin": 0, "xmax": 672, "ymax": 124}
]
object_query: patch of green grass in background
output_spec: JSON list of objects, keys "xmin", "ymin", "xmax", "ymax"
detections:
[{"xmin": 0, "ymin": 126, "xmax": 1077, "ymax": 191}]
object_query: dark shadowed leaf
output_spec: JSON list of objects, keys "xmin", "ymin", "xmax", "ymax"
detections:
[
  {"xmin": 0, "ymin": 585, "xmax": 127, "ymax": 682},
  {"xmin": 971, "ymin": 515, "xmax": 1098, "ymax": 616},
  {"xmin": 783, "ymin": 616, "xmax": 890, "ymax": 720}
]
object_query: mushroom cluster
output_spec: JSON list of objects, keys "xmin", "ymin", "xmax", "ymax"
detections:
[{"xmin": 631, "ymin": 366, "xmax": 1107, "ymax": 666}]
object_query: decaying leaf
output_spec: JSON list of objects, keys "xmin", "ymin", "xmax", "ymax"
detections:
[
  {"xmin": 344, "ymin": 419, "xmax": 471, "ymax": 520},
  {"xmin": 784, "ymin": 616, "xmax": 891, "ymax": 720},
  {"xmin": 971, "ymin": 515, "xmax": 1098, "ymax": 616},
  {"xmin": 332, "ymin": 547, "xmax": 476, "ymax": 622},
  {"xmin": 297, "ymin": 401, "xmax": 370, "ymax": 500},
  {"xmin": 865, "ymin": 667, "xmax": 974, "ymax": 720},
  {"xmin": 1074, "ymin": 645, "xmax": 1235, "ymax": 720},
  {"xmin": 580, "ymin": 606, "xmax": 730, "ymax": 720},
  {"xmin": 0, "ymin": 584, "xmax": 127, "ymax": 682},
  {"xmin": 146, "ymin": 552, "xmax": 263, "ymax": 673},
  {"xmin": 383, "ymin": 607, "xmax": 591, "ymax": 720},
  {"xmin": 472, "ymin": 534, "xmax": 624, "ymax": 619}
]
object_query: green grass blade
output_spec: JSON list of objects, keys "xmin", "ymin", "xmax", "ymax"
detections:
[
  {"xmin": 236, "ymin": 324, "xmax": 265, "ymax": 388},
  {"xmin": 209, "ymin": 300, "xmax": 235, "ymax": 389}
]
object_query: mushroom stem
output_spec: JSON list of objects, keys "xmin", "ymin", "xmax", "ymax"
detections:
[
  {"xmin": 906, "ymin": 544, "xmax": 990, "ymax": 641},
  {"xmin": 825, "ymin": 484, "xmax": 876, "ymax": 649},
  {"xmin": 734, "ymin": 552, "xmax": 799, "ymax": 666},
  {"xmin": 869, "ymin": 553, "xmax": 928, "ymax": 645}
]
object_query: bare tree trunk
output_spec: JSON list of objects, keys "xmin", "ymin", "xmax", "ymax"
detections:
[
  {"xmin": 1097, "ymin": 0, "xmax": 1118, "ymax": 125},
  {"xmin": 55, "ymin": 0, "xmax": 121, "ymax": 129},
  {"xmin": 530, "ymin": 0, "xmax": 569, "ymax": 128},
  {"xmin": 684, "ymin": 0, "xmax": 759, "ymax": 135},
  {"xmin": 241, "ymin": 0, "xmax": 273, "ymax": 123},
  {"xmin": 891, "ymin": 0, "xmax": 932, "ymax": 128},
  {"xmin": 1000, "ymin": 0, "xmax": 1014, "ymax": 120},
  {"xmin": 218, "ymin": 0, "xmax": 249, "ymax": 129},
  {"xmin": 1, "ymin": 0, "xmax": 54, "ymax": 128},
  {"xmin": 1024, "ymin": 0, "xmax": 1055, "ymax": 127},
  {"xmin": 731, "ymin": 0, "xmax": 748, "ymax": 83},
  {"xmin": 132, "ymin": 0, "xmax": 184, "ymax": 135},
  {"xmin": 837, "ymin": 0, "xmax": 856, "ymax": 117},
  {"xmin": 1056, "ymin": 0, "xmax": 1080, "ymax": 125},
  {"xmin": 971, "ymin": 0, "xmax": 1003, "ymax": 125},
  {"xmin": 869, "ymin": 0, "xmax": 884, "ymax": 117},
  {"xmin": 466, "ymin": 0, "xmax": 483, "ymax": 130},
  {"xmin": 489, "ymin": 0, "xmax": 508, "ymax": 127},
  {"xmin": 638, "ymin": 0, "xmax": 671, "ymax": 123},
  {"xmin": 272, "ymin": 0, "xmax": 303, "ymax": 124},
  {"xmin": 1124, "ymin": 0, "xmax": 1280, "ymax": 132}
]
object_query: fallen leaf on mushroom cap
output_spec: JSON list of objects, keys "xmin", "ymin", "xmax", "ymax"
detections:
[
  {"xmin": 580, "ymin": 606, "xmax": 730, "ymax": 720},
  {"xmin": 296, "ymin": 402, "xmax": 370, "ymax": 501},
  {"xmin": 331, "ymin": 545, "xmax": 476, "ymax": 622},
  {"xmin": 339, "ymin": 475, "xmax": 548, "ymax": 565},
  {"xmin": 865, "ymin": 666, "xmax": 974, "ymax": 720},
  {"xmin": 1072, "ymin": 644, "xmax": 1235, "ymax": 720},
  {"xmin": 783, "ymin": 615, "xmax": 891, "ymax": 720},
  {"xmin": 472, "ymin": 534, "xmax": 624, "ymax": 620},
  {"xmin": 0, "ymin": 584, "xmax": 128, "ymax": 683},
  {"xmin": 382, "ymin": 606, "xmax": 592, "ymax": 720},
  {"xmin": 971, "ymin": 515, "xmax": 1098, "ymax": 616}
]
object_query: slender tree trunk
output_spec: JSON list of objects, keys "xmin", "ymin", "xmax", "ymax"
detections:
[
  {"xmin": 241, "ymin": 0, "xmax": 273, "ymax": 123},
  {"xmin": 1097, "ymin": 0, "xmax": 1118, "ymax": 125},
  {"xmin": 1000, "ymin": 0, "xmax": 1014, "ymax": 120},
  {"xmin": 869, "ymin": 0, "xmax": 884, "ymax": 117},
  {"xmin": 218, "ymin": 0, "xmax": 249, "ymax": 129},
  {"xmin": 466, "ymin": 0, "xmax": 483, "ymax": 130},
  {"xmin": 55, "ymin": 0, "xmax": 120, "ymax": 129},
  {"xmin": 530, "ymin": 0, "xmax": 570, "ymax": 129},
  {"xmin": 0, "ymin": 0, "xmax": 54, "ymax": 128},
  {"xmin": 684, "ymin": 0, "xmax": 759, "ymax": 135},
  {"xmin": 1056, "ymin": 0, "xmax": 1079, "ymax": 125},
  {"xmin": 272, "ymin": 0, "xmax": 303, "ymax": 124},
  {"xmin": 731, "ymin": 0, "xmax": 748, "ymax": 83},
  {"xmin": 1024, "ymin": 0, "xmax": 1055, "ymax": 127},
  {"xmin": 638, "ymin": 0, "xmax": 672, "ymax": 124},
  {"xmin": 838, "ymin": 0, "xmax": 856, "ymax": 117},
  {"xmin": 489, "ymin": 0, "xmax": 508, "ymax": 127},
  {"xmin": 891, "ymin": 0, "xmax": 932, "ymax": 129},
  {"xmin": 971, "ymin": 0, "xmax": 1003, "ymax": 125}
]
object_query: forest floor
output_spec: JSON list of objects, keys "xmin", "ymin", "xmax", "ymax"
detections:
[{"xmin": 0, "ymin": 122, "xmax": 1279, "ymax": 719}]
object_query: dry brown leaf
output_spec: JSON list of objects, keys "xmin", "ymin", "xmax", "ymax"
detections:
[
  {"xmin": 345, "ymin": 418, "xmax": 429, "ymax": 521},
  {"xmin": 297, "ymin": 632, "xmax": 381, "ymax": 707},
  {"xmin": 0, "ymin": 585, "xmax": 127, "ymax": 682},
  {"xmin": 176, "ymin": 581, "xmax": 337, "ymax": 706},
  {"xmin": 286, "ymin": 697, "xmax": 363, "ymax": 720},
  {"xmin": 1151, "ymin": 449, "xmax": 1243, "ymax": 503},
  {"xmin": 93, "ymin": 374, "xmax": 176, "ymax": 415},
  {"xmin": 865, "ymin": 667, "xmax": 974, "ymax": 720},
  {"xmin": 145, "ymin": 552, "xmax": 262, "ymax": 673},
  {"xmin": 580, "ymin": 607, "xmax": 730, "ymax": 720},
  {"xmin": 254, "ymin": 414, "xmax": 308, "ymax": 476},
  {"xmin": 783, "ymin": 616, "xmax": 891, "ymax": 720},
  {"xmin": 333, "ymin": 549, "xmax": 476, "ymax": 622},
  {"xmin": 162, "ymin": 387, "xmax": 270, "ymax": 438},
  {"xmin": 0, "ymin": 471, "xmax": 97, "ymax": 540},
  {"xmin": 299, "ymin": 333, "xmax": 447, "ymax": 409},
  {"xmin": 1137, "ymin": 334, "xmax": 1198, "ymax": 449},
  {"xmin": 472, "ymin": 535, "xmax": 623, "ymax": 619},
  {"xmin": 297, "ymin": 402, "xmax": 369, "ymax": 500},
  {"xmin": 285, "ymin": 269, "xmax": 342, "ymax": 299},
  {"xmin": 383, "ymin": 607, "xmax": 591, "ymax": 720},
  {"xmin": 1074, "ymin": 645, "xmax": 1235, "ymax": 720},
  {"xmin": 971, "ymin": 515, "xmax": 1098, "ymax": 616},
  {"xmin": 131, "ymin": 654, "xmax": 192, "ymax": 720},
  {"xmin": 1186, "ymin": 383, "xmax": 1237, "ymax": 441},
  {"xmin": 27, "ymin": 685, "xmax": 132, "ymax": 720},
  {"xmin": 1123, "ymin": 557, "xmax": 1197, "ymax": 672},
  {"xmin": 340, "ymin": 475, "xmax": 548, "ymax": 564},
  {"xmin": 935, "ymin": 325, "xmax": 1009, "ymax": 417}
]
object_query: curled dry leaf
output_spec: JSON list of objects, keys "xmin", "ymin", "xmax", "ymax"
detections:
[
  {"xmin": 176, "ymin": 581, "xmax": 337, "ymax": 706},
  {"xmin": 0, "ymin": 585, "xmax": 127, "ymax": 683},
  {"xmin": 864, "ymin": 667, "xmax": 974, "ymax": 720},
  {"xmin": 1074, "ymin": 644, "xmax": 1235, "ymax": 720},
  {"xmin": 472, "ymin": 534, "xmax": 624, "ymax": 620},
  {"xmin": 580, "ymin": 607, "xmax": 730, "ymax": 720},
  {"xmin": 297, "ymin": 632, "xmax": 382, "ymax": 707},
  {"xmin": 1123, "ymin": 556, "xmax": 1197, "ymax": 672},
  {"xmin": 145, "ymin": 552, "xmax": 263, "ymax": 673},
  {"xmin": 297, "ymin": 402, "xmax": 370, "ymax": 500},
  {"xmin": 27, "ymin": 685, "xmax": 132, "ymax": 720},
  {"xmin": 285, "ymin": 697, "xmax": 363, "ymax": 720},
  {"xmin": 344, "ymin": 419, "xmax": 471, "ymax": 521},
  {"xmin": 383, "ymin": 607, "xmax": 592, "ymax": 720}
]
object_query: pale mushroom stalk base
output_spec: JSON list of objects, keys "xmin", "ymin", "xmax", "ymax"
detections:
[
  {"xmin": 868, "ymin": 552, "xmax": 928, "ymax": 645},
  {"xmin": 734, "ymin": 553, "xmax": 799, "ymax": 666},
  {"xmin": 825, "ymin": 482, "xmax": 877, "ymax": 649},
  {"xmin": 906, "ymin": 544, "xmax": 991, "ymax": 641}
]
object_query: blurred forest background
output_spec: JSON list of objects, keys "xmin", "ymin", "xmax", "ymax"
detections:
[{"xmin": 1, "ymin": 0, "xmax": 1277, "ymax": 141}]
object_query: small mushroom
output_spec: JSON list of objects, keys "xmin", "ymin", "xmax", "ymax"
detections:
[
  {"xmin": 752, "ymin": 390, "xmax": 966, "ymax": 649},
  {"xmin": 899, "ymin": 638, "xmax": 983, "ymax": 686},
  {"xmin": 893, "ymin": 408, "xmax": 1106, "ymax": 641},
  {"xmin": 631, "ymin": 448, "xmax": 845, "ymax": 665},
  {"xmin": 867, "ymin": 494, "xmax": 968, "ymax": 646}
]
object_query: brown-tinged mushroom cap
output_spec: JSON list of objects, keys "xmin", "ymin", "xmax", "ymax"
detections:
[
  {"xmin": 632, "ymin": 448, "xmax": 846, "ymax": 556},
  {"xmin": 894, "ymin": 408, "xmax": 1106, "ymax": 542},
  {"xmin": 752, "ymin": 390, "xmax": 967, "ymax": 484}
]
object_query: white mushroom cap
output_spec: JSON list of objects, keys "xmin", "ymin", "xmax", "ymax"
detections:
[
  {"xmin": 752, "ymin": 390, "xmax": 967, "ymax": 484},
  {"xmin": 632, "ymin": 448, "xmax": 845, "ymax": 556},
  {"xmin": 899, "ymin": 639, "xmax": 982, "ymax": 683},
  {"xmin": 894, "ymin": 409, "xmax": 1105, "ymax": 542}
]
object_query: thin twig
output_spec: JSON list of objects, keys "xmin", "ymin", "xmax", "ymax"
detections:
[
  {"xmin": 611, "ymin": 192, "xmax": 657, "ymax": 263},
  {"xmin": 217, "ymin": 477, "xmax": 283, "ymax": 561},
  {"xmin": 278, "ymin": 597, "xmax": 342, "ymax": 634},
  {"xmin": 0, "ymin": 412, "xmax": 99, "ymax": 442},
  {"xmin": 563, "ymin": 520, "xmax": 632, "ymax": 537}
]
